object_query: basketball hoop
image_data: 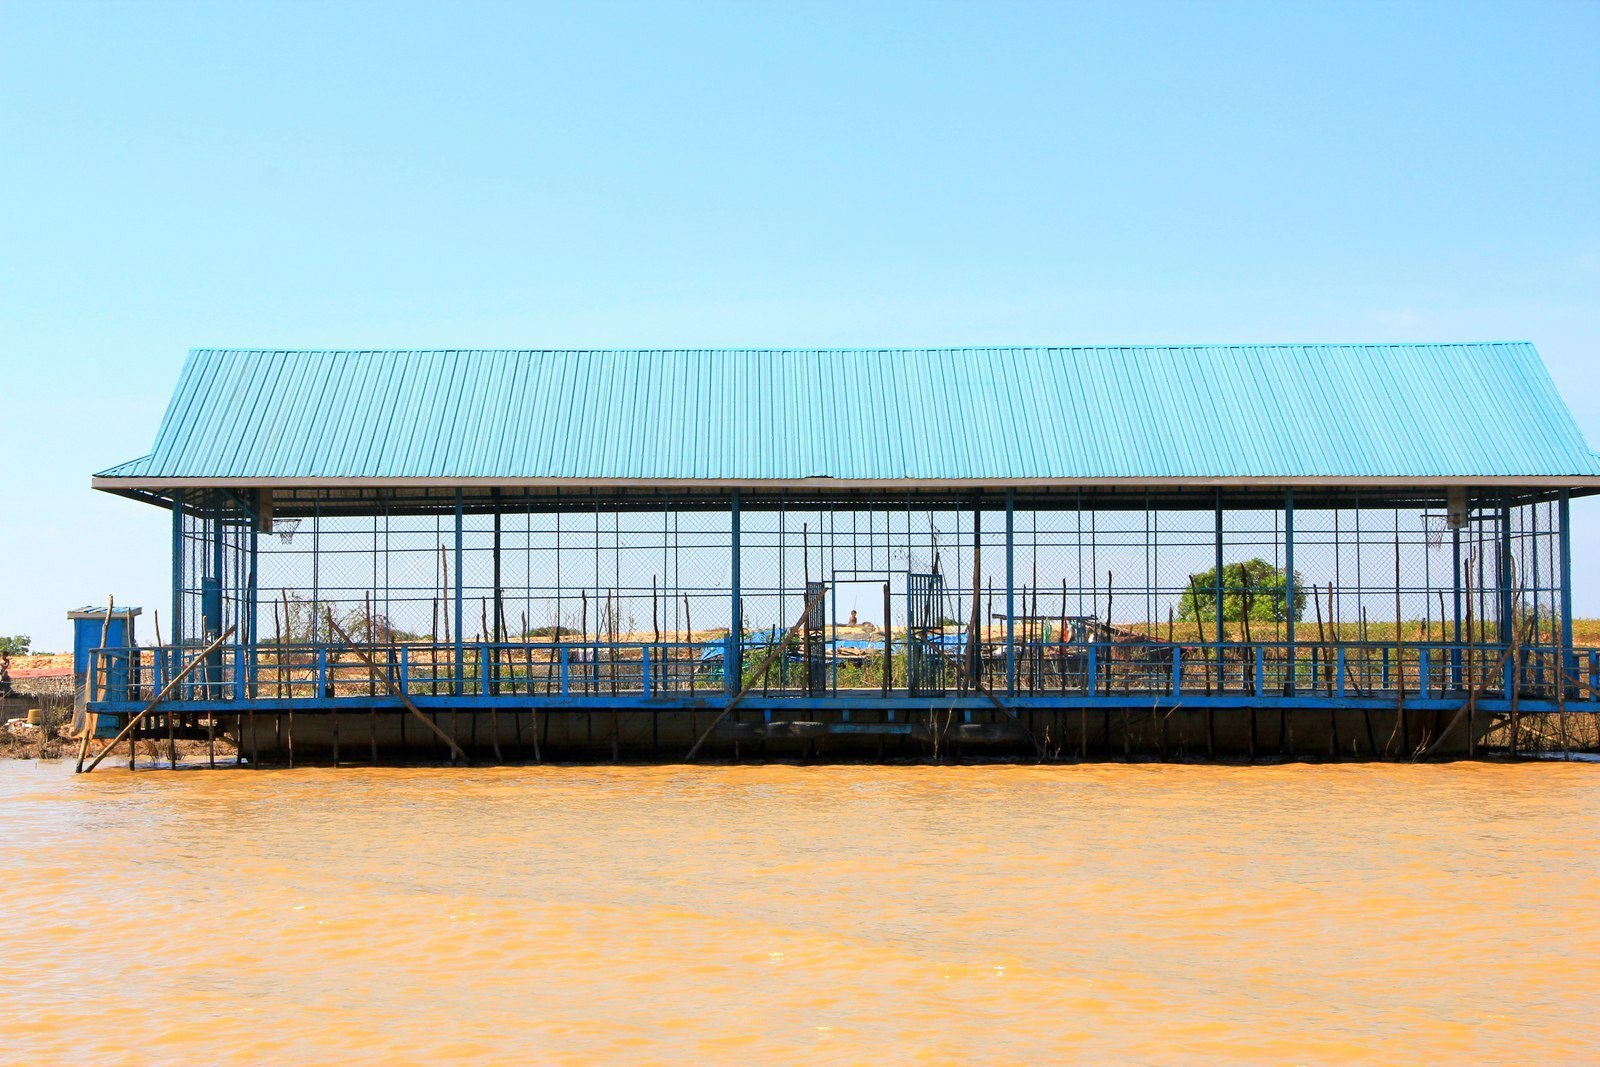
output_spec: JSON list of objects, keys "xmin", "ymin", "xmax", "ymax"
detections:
[
  {"xmin": 274, "ymin": 518, "xmax": 302, "ymax": 544},
  {"xmin": 1421, "ymin": 512, "xmax": 1448, "ymax": 550}
]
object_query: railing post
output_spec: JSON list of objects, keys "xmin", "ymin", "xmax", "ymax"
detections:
[
  {"xmin": 316, "ymin": 646, "xmax": 328, "ymax": 697},
  {"xmin": 1419, "ymin": 648, "xmax": 1430, "ymax": 698},
  {"xmin": 1336, "ymin": 647, "xmax": 1346, "ymax": 697},
  {"xmin": 1253, "ymin": 645, "xmax": 1264, "ymax": 698},
  {"xmin": 559, "ymin": 646, "xmax": 569, "ymax": 696},
  {"xmin": 1086, "ymin": 642, "xmax": 1098, "ymax": 697},
  {"xmin": 399, "ymin": 645, "xmax": 410, "ymax": 696},
  {"xmin": 642, "ymin": 646, "xmax": 652, "ymax": 697},
  {"xmin": 479, "ymin": 643, "xmax": 490, "ymax": 697},
  {"xmin": 1503, "ymin": 655, "xmax": 1515, "ymax": 699},
  {"xmin": 1171, "ymin": 645, "xmax": 1182, "ymax": 698}
]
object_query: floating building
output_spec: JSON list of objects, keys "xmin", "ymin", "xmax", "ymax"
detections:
[{"xmin": 83, "ymin": 344, "xmax": 1600, "ymax": 763}]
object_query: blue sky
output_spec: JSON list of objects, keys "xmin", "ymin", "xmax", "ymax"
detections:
[{"xmin": 2, "ymin": 0, "xmax": 1597, "ymax": 649}]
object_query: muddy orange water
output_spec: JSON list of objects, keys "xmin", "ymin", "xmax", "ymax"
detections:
[{"xmin": 2, "ymin": 761, "xmax": 1597, "ymax": 1065}]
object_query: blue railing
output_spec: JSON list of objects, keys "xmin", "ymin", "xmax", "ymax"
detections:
[{"xmin": 87, "ymin": 638, "xmax": 1600, "ymax": 707}]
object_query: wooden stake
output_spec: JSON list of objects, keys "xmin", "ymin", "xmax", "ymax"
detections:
[
  {"xmin": 686, "ymin": 584, "xmax": 830, "ymax": 760},
  {"xmin": 324, "ymin": 615, "xmax": 469, "ymax": 764},
  {"xmin": 882, "ymin": 582, "xmax": 892, "ymax": 697},
  {"xmin": 83, "ymin": 628, "xmax": 237, "ymax": 773},
  {"xmin": 74, "ymin": 595, "xmax": 116, "ymax": 773}
]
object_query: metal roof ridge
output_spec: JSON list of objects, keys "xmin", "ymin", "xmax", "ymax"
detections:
[{"xmin": 181, "ymin": 341, "xmax": 1539, "ymax": 356}]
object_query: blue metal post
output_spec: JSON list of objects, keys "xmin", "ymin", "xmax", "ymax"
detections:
[
  {"xmin": 1559, "ymin": 490, "xmax": 1574, "ymax": 677},
  {"xmin": 247, "ymin": 494, "xmax": 260, "ymax": 694},
  {"xmin": 170, "ymin": 489, "xmax": 184, "ymax": 648},
  {"xmin": 454, "ymin": 489, "xmax": 464, "ymax": 696},
  {"xmin": 1005, "ymin": 489, "xmax": 1016, "ymax": 695},
  {"xmin": 1284, "ymin": 489, "xmax": 1295, "ymax": 693},
  {"xmin": 729, "ymin": 491, "xmax": 742, "ymax": 695},
  {"xmin": 1214, "ymin": 492, "xmax": 1225, "ymax": 691},
  {"xmin": 1451, "ymin": 501, "xmax": 1463, "ymax": 689},
  {"xmin": 1499, "ymin": 495, "xmax": 1513, "ymax": 649}
]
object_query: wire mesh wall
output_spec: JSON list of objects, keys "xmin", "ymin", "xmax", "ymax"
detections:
[{"xmin": 166, "ymin": 487, "xmax": 1577, "ymax": 700}]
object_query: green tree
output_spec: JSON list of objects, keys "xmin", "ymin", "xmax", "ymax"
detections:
[
  {"xmin": 0, "ymin": 635, "xmax": 30, "ymax": 656},
  {"xmin": 1178, "ymin": 559, "xmax": 1304, "ymax": 623}
]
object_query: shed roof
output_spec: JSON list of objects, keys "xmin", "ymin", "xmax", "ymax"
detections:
[{"xmin": 94, "ymin": 344, "xmax": 1600, "ymax": 490}]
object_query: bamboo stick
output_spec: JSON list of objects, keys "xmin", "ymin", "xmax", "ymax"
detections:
[
  {"xmin": 325, "ymin": 615, "xmax": 469, "ymax": 764},
  {"xmin": 74, "ymin": 595, "xmax": 116, "ymax": 773},
  {"xmin": 155, "ymin": 610, "xmax": 176, "ymax": 767},
  {"xmin": 685, "ymin": 584, "xmax": 830, "ymax": 761},
  {"xmin": 83, "ymin": 627, "xmax": 237, "ymax": 773}
]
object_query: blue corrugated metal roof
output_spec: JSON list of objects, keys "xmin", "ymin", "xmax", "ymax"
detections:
[{"xmin": 95, "ymin": 344, "xmax": 1600, "ymax": 483}]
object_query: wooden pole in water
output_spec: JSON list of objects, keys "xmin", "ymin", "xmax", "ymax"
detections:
[
  {"xmin": 1464, "ymin": 561, "xmax": 1477, "ymax": 756},
  {"xmin": 75, "ymin": 596, "xmax": 116, "ymax": 773},
  {"xmin": 1313, "ymin": 582, "xmax": 1335, "ymax": 755},
  {"xmin": 684, "ymin": 595, "xmax": 694, "ymax": 695},
  {"xmin": 1104, "ymin": 570, "xmax": 1114, "ymax": 755},
  {"xmin": 324, "ymin": 609, "xmax": 338, "ymax": 767},
  {"xmin": 1239, "ymin": 564, "xmax": 1255, "ymax": 760},
  {"xmin": 367, "ymin": 594, "xmax": 379, "ymax": 765},
  {"xmin": 1186, "ymin": 574, "xmax": 1213, "ymax": 754},
  {"xmin": 481, "ymin": 597, "xmax": 502, "ymax": 762},
  {"xmin": 324, "ymin": 615, "xmax": 469, "ymax": 764},
  {"xmin": 685, "ymin": 584, "xmax": 831, "ymax": 761},
  {"xmin": 153, "ymin": 610, "xmax": 177, "ymax": 767},
  {"xmin": 83, "ymin": 628, "xmax": 237, "ymax": 773},
  {"xmin": 882, "ymin": 582, "xmax": 892, "ymax": 697},
  {"xmin": 1394, "ymin": 531, "xmax": 1408, "ymax": 757}
]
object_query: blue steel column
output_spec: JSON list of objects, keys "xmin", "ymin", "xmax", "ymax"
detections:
[
  {"xmin": 1498, "ymin": 495, "xmax": 1514, "ymax": 649},
  {"xmin": 1005, "ymin": 488, "xmax": 1016, "ymax": 695},
  {"xmin": 1214, "ymin": 491, "xmax": 1225, "ymax": 688},
  {"xmin": 247, "ymin": 495, "xmax": 260, "ymax": 648},
  {"xmin": 1284, "ymin": 489, "xmax": 1295, "ymax": 693},
  {"xmin": 171, "ymin": 489, "xmax": 184, "ymax": 648},
  {"xmin": 247, "ymin": 494, "xmax": 260, "ymax": 697},
  {"xmin": 1560, "ymin": 489, "xmax": 1574, "ymax": 674},
  {"xmin": 1451, "ymin": 498, "xmax": 1463, "ymax": 688},
  {"xmin": 729, "ymin": 491, "xmax": 742, "ymax": 695},
  {"xmin": 454, "ymin": 489, "xmax": 465, "ymax": 695}
]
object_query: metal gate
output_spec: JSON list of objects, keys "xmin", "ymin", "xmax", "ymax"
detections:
[
  {"xmin": 906, "ymin": 572, "xmax": 947, "ymax": 696},
  {"xmin": 803, "ymin": 580, "xmax": 828, "ymax": 694}
]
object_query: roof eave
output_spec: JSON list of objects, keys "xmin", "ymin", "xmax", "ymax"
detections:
[{"xmin": 91, "ymin": 474, "xmax": 1600, "ymax": 491}]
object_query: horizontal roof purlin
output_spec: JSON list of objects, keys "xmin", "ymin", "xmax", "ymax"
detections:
[{"xmin": 95, "ymin": 344, "xmax": 1600, "ymax": 487}]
